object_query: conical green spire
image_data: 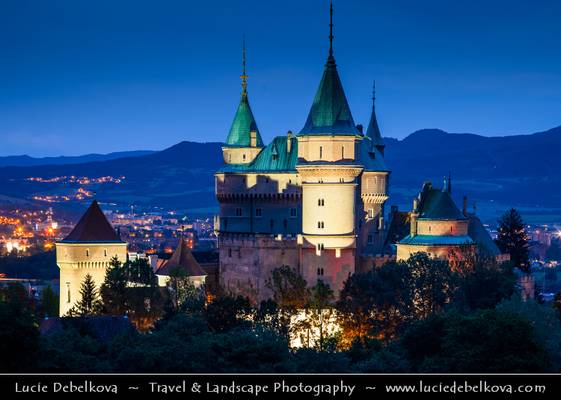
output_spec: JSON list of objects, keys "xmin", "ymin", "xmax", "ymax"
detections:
[
  {"xmin": 224, "ymin": 38, "xmax": 264, "ymax": 147},
  {"xmin": 298, "ymin": 2, "xmax": 359, "ymax": 136},
  {"xmin": 366, "ymin": 81, "xmax": 385, "ymax": 154}
]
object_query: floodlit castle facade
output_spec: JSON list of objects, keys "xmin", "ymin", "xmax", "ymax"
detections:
[{"xmin": 215, "ymin": 6, "xmax": 390, "ymax": 301}]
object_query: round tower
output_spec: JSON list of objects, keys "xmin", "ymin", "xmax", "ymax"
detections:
[{"xmin": 56, "ymin": 200, "xmax": 127, "ymax": 316}]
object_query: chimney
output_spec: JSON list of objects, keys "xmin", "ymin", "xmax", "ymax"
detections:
[
  {"xmin": 287, "ymin": 130, "xmax": 292, "ymax": 153},
  {"xmin": 356, "ymin": 124, "xmax": 363, "ymax": 135},
  {"xmin": 250, "ymin": 130, "xmax": 257, "ymax": 147},
  {"xmin": 462, "ymin": 196, "xmax": 468, "ymax": 217}
]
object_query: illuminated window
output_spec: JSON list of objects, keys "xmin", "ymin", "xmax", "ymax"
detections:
[
  {"xmin": 368, "ymin": 209, "xmax": 374, "ymax": 219},
  {"xmin": 317, "ymin": 221, "xmax": 325, "ymax": 229}
]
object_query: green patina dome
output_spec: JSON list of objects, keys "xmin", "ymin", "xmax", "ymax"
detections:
[
  {"xmin": 225, "ymin": 93, "xmax": 264, "ymax": 147},
  {"xmin": 299, "ymin": 55, "xmax": 359, "ymax": 136}
]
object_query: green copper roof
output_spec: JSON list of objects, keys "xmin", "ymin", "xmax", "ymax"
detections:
[
  {"xmin": 399, "ymin": 234, "xmax": 474, "ymax": 246},
  {"xmin": 417, "ymin": 187, "xmax": 466, "ymax": 220},
  {"xmin": 219, "ymin": 135, "xmax": 298, "ymax": 173},
  {"xmin": 299, "ymin": 55, "xmax": 359, "ymax": 136},
  {"xmin": 225, "ymin": 93, "xmax": 264, "ymax": 147}
]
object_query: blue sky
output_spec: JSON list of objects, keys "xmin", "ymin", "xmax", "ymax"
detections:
[{"xmin": 1, "ymin": 0, "xmax": 560, "ymax": 156}]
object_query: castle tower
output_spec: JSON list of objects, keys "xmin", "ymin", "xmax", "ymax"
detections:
[
  {"xmin": 396, "ymin": 179, "xmax": 475, "ymax": 262},
  {"xmin": 222, "ymin": 38, "xmax": 264, "ymax": 165},
  {"xmin": 357, "ymin": 81, "xmax": 390, "ymax": 263},
  {"xmin": 56, "ymin": 200, "xmax": 127, "ymax": 316},
  {"xmin": 296, "ymin": 2, "xmax": 364, "ymax": 292}
]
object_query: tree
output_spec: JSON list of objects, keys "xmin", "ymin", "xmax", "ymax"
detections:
[
  {"xmin": 166, "ymin": 266, "xmax": 203, "ymax": 312},
  {"xmin": 99, "ymin": 258, "xmax": 165, "ymax": 331},
  {"xmin": 266, "ymin": 266, "xmax": 310, "ymax": 341},
  {"xmin": 337, "ymin": 262, "xmax": 413, "ymax": 347},
  {"xmin": 400, "ymin": 309, "xmax": 551, "ymax": 372},
  {"xmin": 40, "ymin": 284, "xmax": 59, "ymax": 318},
  {"xmin": 407, "ymin": 253, "xmax": 458, "ymax": 319},
  {"xmin": 495, "ymin": 208, "xmax": 530, "ymax": 273},
  {"xmin": 0, "ymin": 283, "xmax": 40, "ymax": 372},
  {"xmin": 266, "ymin": 265, "xmax": 310, "ymax": 309},
  {"xmin": 99, "ymin": 257, "xmax": 127, "ymax": 315},
  {"xmin": 67, "ymin": 274, "xmax": 102, "ymax": 316},
  {"xmin": 454, "ymin": 257, "xmax": 516, "ymax": 311},
  {"xmin": 205, "ymin": 295, "xmax": 252, "ymax": 332},
  {"xmin": 296, "ymin": 280, "xmax": 336, "ymax": 350}
]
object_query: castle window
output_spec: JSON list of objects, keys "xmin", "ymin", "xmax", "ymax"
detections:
[
  {"xmin": 341, "ymin": 146, "xmax": 345, "ymax": 159},
  {"xmin": 318, "ymin": 199, "xmax": 325, "ymax": 206},
  {"xmin": 367, "ymin": 235, "xmax": 373, "ymax": 244},
  {"xmin": 66, "ymin": 282, "xmax": 71, "ymax": 304},
  {"xmin": 104, "ymin": 249, "xmax": 108, "ymax": 257},
  {"xmin": 228, "ymin": 248, "xmax": 232, "ymax": 258},
  {"xmin": 272, "ymin": 154, "xmax": 278, "ymax": 161},
  {"xmin": 429, "ymin": 226, "xmax": 432, "ymax": 232},
  {"xmin": 86, "ymin": 249, "xmax": 90, "ymax": 257},
  {"xmin": 235, "ymin": 208, "xmax": 242, "ymax": 216},
  {"xmin": 317, "ymin": 221, "xmax": 325, "ymax": 229},
  {"xmin": 290, "ymin": 208, "xmax": 297, "ymax": 218},
  {"xmin": 319, "ymin": 146, "xmax": 323, "ymax": 159},
  {"xmin": 255, "ymin": 208, "xmax": 262, "ymax": 217},
  {"xmin": 317, "ymin": 267, "xmax": 324, "ymax": 276},
  {"xmin": 317, "ymin": 243, "xmax": 324, "ymax": 251},
  {"xmin": 368, "ymin": 209, "xmax": 374, "ymax": 219}
]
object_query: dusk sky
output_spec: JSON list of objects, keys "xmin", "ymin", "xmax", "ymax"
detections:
[{"xmin": 1, "ymin": 0, "xmax": 560, "ymax": 156}]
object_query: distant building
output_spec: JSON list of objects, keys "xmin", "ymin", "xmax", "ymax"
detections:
[
  {"xmin": 396, "ymin": 180, "xmax": 505, "ymax": 263},
  {"xmin": 155, "ymin": 237, "xmax": 207, "ymax": 288},
  {"xmin": 55, "ymin": 200, "xmax": 127, "ymax": 316}
]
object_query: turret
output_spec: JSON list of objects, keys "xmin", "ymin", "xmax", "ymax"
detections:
[
  {"xmin": 222, "ymin": 38, "xmax": 264, "ymax": 164},
  {"xmin": 366, "ymin": 81, "xmax": 385, "ymax": 156}
]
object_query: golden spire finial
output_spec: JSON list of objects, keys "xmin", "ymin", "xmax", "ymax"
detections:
[{"xmin": 241, "ymin": 35, "xmax": 248, "ymax": 96}]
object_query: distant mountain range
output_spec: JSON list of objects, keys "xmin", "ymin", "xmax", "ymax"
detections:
[
  {"xmin": 0, "ymin": 126, "xmax": 559, "ymax": 223},
  {"xmin": 0, "ymin": 150, "xmax": 156, "ymax": 167}
]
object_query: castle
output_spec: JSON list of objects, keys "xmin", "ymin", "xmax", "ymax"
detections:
[{"xmin": 215, "ymin": 4, "xmax": 390, "ymax": 301}]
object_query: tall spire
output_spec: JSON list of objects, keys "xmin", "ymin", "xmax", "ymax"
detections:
[
  {"xmin": 298, "ymin": 0, "xmax": 359, "ymax": 136},
  {"xmin": 366, "ymin": 80, "xmax": 385, "ymax": 155},
  {"xmin": 329, "ymin": 0, "xmax": 334, "ymax": 58},
  {"xmin": 241, "ymin": 35, "xmax": 248, "ymax": 97},
  {"xmin": 225, "ymin": 36, "xmax": 263, "ymax": 148}
]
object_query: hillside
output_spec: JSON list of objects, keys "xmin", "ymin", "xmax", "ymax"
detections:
[{"xmin": 0, "ymin": 126, "xmax": 560, "ymax": 222}]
